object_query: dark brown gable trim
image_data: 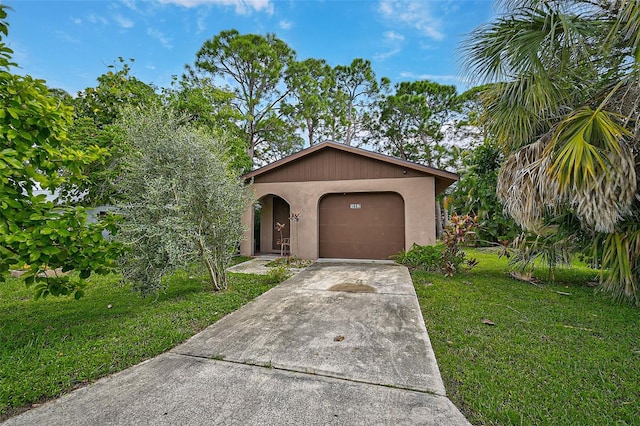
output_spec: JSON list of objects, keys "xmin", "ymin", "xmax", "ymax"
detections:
[
  {"xmin": 243, "ymin": 141, "xmax": 459, "ymax": 194},
  {"xmin": 252, "ymin": 148, "xmax": 428, "ymax": 183}
]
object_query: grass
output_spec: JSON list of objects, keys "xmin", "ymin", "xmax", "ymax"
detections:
[
  {"xmin": 414, "ymin": 249, "xmax": 640, "ymax": 425},
  {"xmin": 0, "ymin": 258, "xmax": 277, "ymax": 421},
  {"xmin": 264, "ymin": 256, "xmax": 314, "ymax": 269}
]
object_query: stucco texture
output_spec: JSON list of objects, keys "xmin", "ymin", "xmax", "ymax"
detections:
[{"xmin": 240, "ymin": 177, "xmax": 436, "ymax": 260}]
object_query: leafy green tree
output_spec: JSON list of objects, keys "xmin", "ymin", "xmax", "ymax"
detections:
[
  {"xmin": 115, "ymin": 106, "xmax": 251, "ymax": 293},
  {"xmin": 162, "ymin": 75, "xmax": 251, "ymax": 173},
  {"xmin": 62, "ymin": 58, "xmax": 160, "ymax": 206},
  {"xmin": 333, "ymin": 58, "xmax": 388, "ymax": 146},
  {"xmin": 254, "ymin": 114, "xmax": 304, "ymax": 164},
  {"xmin": 283, "ymin": 58, "xmax": 335, "ymax": 146},
  {"xmin": 74, "ymin": 58, "xmax": 159, "ymax": 128},
  {"xmin": 62, "ymin": 118, "xmax": 126, "ymax": 205},
  {"xmin": 365, "ymin": 80, "xmax": 459, "ymax": 165},
  {"xmin": 0, "ymin": 5, "xmax": 120, "ymax": 298},
  {"xmin": 365, "ymin": 81, "xmax": 433, "ymax": 161},
  {"xmin": 192, "ymin": 30, "xmax": 300, "ymax": 163},
  {"xmin": 447, "ymin": 141, "xmax": 519, "ymax": 244},
  {"xmin": 462, "ymin": 0, "xmax": 640, "ymax": 304}
]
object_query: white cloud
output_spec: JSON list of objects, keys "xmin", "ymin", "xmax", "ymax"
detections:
[
  {"xmin": 279, "ymin": 19, "xmax": 292, "ymax": 30},
  {"xmin": 373, "ymin": 48, "xmax": 401, "ymax": 61},
  {"xmin": 121, "ymin": 0, "xmax": 139, "ymax": 11},
  {"xmin": 86, "ymin": 13, "xmax": 109, "ymax": 26},
  {"xmin": 399, "ymin": 71, "xmax": 463, "ymax": 85},
  {"xmin": 147, "ymin": 28, "xmax": 173, "ymax": 48},
  {"xmin": 384, "ymin": 30, "xmax": 404, "ymax": 41},
  {"xmin": 374, "ymin": 31, "xmax": 404, "ymax": 61},
  {"xmin": 56, "ymin": 31, "xmax": 82, "ymax": 45},
  {"xmin": 72, "ymin": 17, "xmax": 82, "ymax": 25},
  {"xmin": 378, "ymin": 0, "xmax": 444, "ymax": 40},
  {"xmin": 120, "ymin": 0, "xmax": 159, "ymax": 17},
  {"xmin": 158, "ymin": 0, "xmax": 274, "ymax": 15},
  {"xmin": 114, "ymin": 14, "xmax": 135, "ymax": 28},
  {"xmin": 196, "ymin": 9, "xmax": 209, "ymax": 34},
  {"xmin": 379, "ymin": 0, "xmax": 393, "ymax": 16}
]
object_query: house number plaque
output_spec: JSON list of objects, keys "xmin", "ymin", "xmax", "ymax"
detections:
[{"xmin": 350, "ymin": 203, "xmax": 361, "ymax": 209}]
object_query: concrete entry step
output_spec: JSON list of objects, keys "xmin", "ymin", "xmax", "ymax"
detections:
[{"xmin": 227, "ymin": 256, "xmax": 308, "ymax": 276}]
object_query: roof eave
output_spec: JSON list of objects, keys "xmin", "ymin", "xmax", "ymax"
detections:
[{"xmin": 242, "ymin": 141, "xmax": 460, "ymax": 188}]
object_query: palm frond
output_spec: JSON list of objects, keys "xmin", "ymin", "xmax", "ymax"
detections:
[
  {"xmin": 462, "ymin": 2, "xmax": 600, "ymax": 85},
  {"xmin": 546, "ymin": 106, "xmax": 636, "ymax": 232},
  {"xmin": 481, "ymin": 74, "xmax": 567, "ymax": 149},
  {"xmin": 605, "ymin": 0, "xmax": 640, "ymax": 66},
  {"xmin": 510, "ymin": 225, "xmax": 574, "ymax": 281},
  {"xmin": 597, "ymin": 223, "xmax": 640, "ymax": 306},
  {"xmin": 497, "ymin": 139, "xmax": 564, "ymax": 231}
]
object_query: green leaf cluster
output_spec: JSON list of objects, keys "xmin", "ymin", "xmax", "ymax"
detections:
[
  {"xmin": 447, "ymin": 140, "xmax": 520, "ymax": 244},
  {"xmin": 365, "ymin": 80, "xmax": 459, "ymax": 166},
  {"xmin": 0, "ymin": 5, "xmax": 121, "ymax": 298},
  {"xmin": 193, "ymin": 29, "xmax": 302, "ymax": 162}
]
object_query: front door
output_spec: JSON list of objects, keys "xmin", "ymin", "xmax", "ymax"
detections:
[{"xmin": 272, "ymin": 196, "xmax": 290, "ymax": 251}]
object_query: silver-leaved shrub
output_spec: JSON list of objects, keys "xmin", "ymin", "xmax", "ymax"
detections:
[{"xmin": 116, "ymin": 106, "xmax": 252, "ymax": 293}]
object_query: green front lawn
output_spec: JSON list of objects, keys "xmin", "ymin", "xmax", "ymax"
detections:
[
  {"xmin": 0, "ymin": 265, "xmax": 278, "ymax": 421},
  {"xmin": 3, "ymin": 250, "xmax": 638, "ymax": 424},
  {"xmin": 414, "ymin": 249, "xmax": 640, "ymax": 425}
]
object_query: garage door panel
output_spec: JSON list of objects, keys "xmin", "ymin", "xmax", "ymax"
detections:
[
  {"xmin": 321, "ymin": 227, "xmax": 403, "ymax": 245},
  {"xmin": 319, "ymin": 192, "xmax": 404, "ymax": 259}
]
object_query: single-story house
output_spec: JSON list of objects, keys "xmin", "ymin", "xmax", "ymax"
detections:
[{"xmin": 239, "ymin": 141, "xmax": 458, "ymax": 260}]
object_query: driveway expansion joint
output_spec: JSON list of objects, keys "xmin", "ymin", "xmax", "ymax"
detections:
[
  {"xmin": 170, "ymin": 350, "xmax": 446, "ymax": 397},
  {"xmin": 302, "ymin": 287, "xmax": 418, "ymax": 297}
]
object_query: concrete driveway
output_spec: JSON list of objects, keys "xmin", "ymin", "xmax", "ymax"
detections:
[{"xmin": 3, "ymin": 261, "xmax": 469, "ymax": 426}]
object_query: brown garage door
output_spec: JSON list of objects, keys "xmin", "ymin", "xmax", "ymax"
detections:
[{"xmin": 319, "ymin": 192, "xmax": 405, "ymax": 259}]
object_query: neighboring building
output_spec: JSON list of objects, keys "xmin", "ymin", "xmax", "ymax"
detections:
[{"xmin": 240, "ymin": 141, "xmax": 458, "ymax": 260}]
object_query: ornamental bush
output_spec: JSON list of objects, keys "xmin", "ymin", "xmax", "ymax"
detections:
[
  {"xmin": 393, "ymin": 214, "xmax": 478, "ymax": 276},
  {"xmin": 115, "ymin": 107, "xmax": 252, "ymax": 293}
]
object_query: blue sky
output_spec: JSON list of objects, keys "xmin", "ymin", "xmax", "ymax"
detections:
[{"xmin": 4, "ymin": 0, "xmax": 496, "ymax": 95}]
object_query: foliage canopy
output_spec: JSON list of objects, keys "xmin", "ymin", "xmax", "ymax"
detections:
[{"xmin": 0, "ymin": 5, "xmax": 120, "ymax": 299}]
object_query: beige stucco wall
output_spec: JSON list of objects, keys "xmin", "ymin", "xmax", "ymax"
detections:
[{"xmin": 239, "ymin": 177, "xmax": 436, "ymax": 260}]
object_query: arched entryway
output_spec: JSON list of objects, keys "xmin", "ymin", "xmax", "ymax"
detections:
[
  {"xmin": 255, "ymin": 194, "xmax": 291, "ymax": 255},
  {"xmin": 319, "ymin": 192, "xmax": 405, "ymax": 259}
]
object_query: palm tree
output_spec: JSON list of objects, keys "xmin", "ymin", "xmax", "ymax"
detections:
[{"xmin": 462, "ymin": 0, "xmax": 640, "ymax": 304}]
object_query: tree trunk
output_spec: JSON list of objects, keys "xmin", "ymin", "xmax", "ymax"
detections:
[
  {"xmin": 345, "ymin": 104, "xmax": 354, "ymax": 145},
  {"xmin": 307, "ymin": 117, "xmax": 315, "ymax": 146},
  {"xmin": 246, "ymin": 142, "xmax": 255, "ymax": 162},
  {"xmin": 197, "ymin": 236, "xmax": 225, "ymax": 291},
  {"xmin": 443, "ymin": 205, "xmax": 449, "ymax": 229}
]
